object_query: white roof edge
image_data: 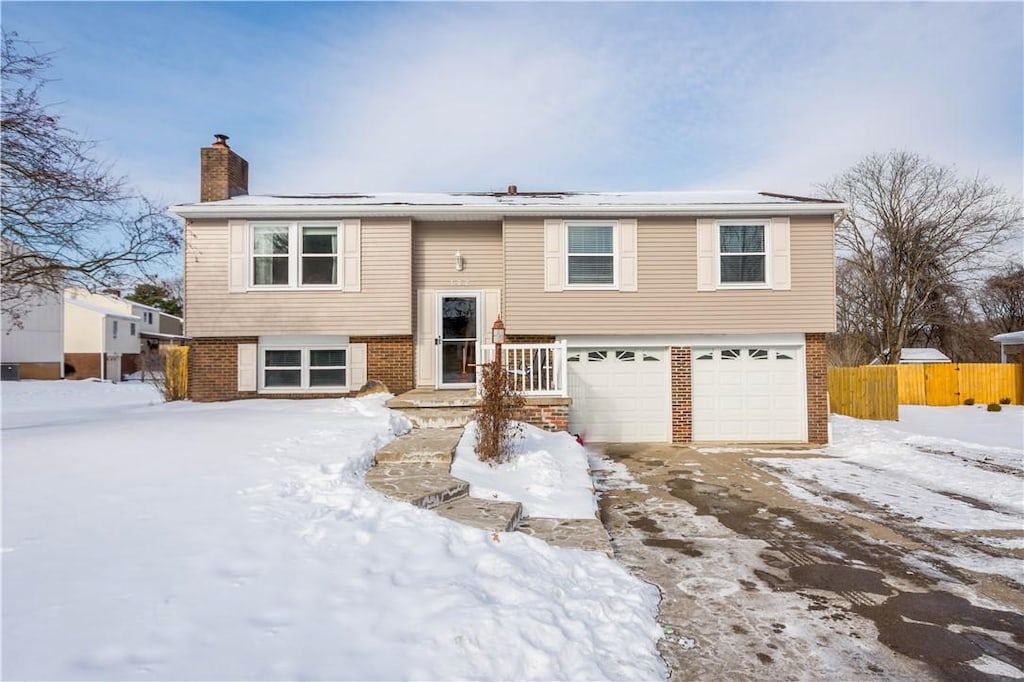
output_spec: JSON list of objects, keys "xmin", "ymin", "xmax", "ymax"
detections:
[
  {"xmin": 169, "ymin": 201, "xmax": 846, "ymax": 219},
  {"xmin": 991, "ymin": 331, "xmax": 1024, "ymax": 344},
  {"xmin": 65, "ymin": 298, "xmax": 142, "ymax": 320}
]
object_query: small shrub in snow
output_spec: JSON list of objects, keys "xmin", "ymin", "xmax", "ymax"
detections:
[
  {"xmin": 475, "ymin": 360, "xmax": 525, "ymax": 464},
  {"xmin": 999, "ymin": 397, "xmax": 1012, "ymax": 405},
  {"xmin": 987, "ymin": 403, "xmax": 1002, "ymax": 412},
  {"xmin": 963, "ymin": 398, "xmax": 975, "ymax": 406}
]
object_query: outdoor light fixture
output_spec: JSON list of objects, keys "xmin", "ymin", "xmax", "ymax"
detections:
[{"xmin": 455, "ymin": 251, "xmax": 464, "ymax": 271}]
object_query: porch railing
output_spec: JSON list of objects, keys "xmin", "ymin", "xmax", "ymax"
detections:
[{"xmin": 478, "ymin": 341, "xmax": 569, "ymax": 397}]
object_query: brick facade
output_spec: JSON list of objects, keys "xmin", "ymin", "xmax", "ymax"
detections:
[
  {"xmin": 13, "ymin": 362, "xmax": 63, "ymax": 380},
  {"xmin": 188, "ymin": 335, "xmax": 414, "ymax": 402},
  {"xmin": 518, "ymin": 404, "xmax": 569, "ymax": 433},
  {"xmin": 670, "ymin": 346, "xmax": 693, "ymax": 444},
  {"xmin": 350, "ymin": 335, "xmax": 414, "ymax": 395},
  {"xmin": 65, "ymin": 353, "xmax": 102, "ymax": 380},
  {"xmin": 805, "ymin": 332, "xmax": 829, "ymax": 444}
]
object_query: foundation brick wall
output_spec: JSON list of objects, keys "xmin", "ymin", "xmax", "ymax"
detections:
[
  {"xmin": 805, "ymin": 332, "xmax": 829, "ymax": 444},
  {"xmin": 65, "ymin": 353, "xmax": 102, "ymax": 380},
  {"xmin": 670, "ymin": 347, "xmax": 693, "ymax": 444},
  {"xmin": 13, "ymin": 362, "xmax": 63, "ymax": 380},
  {"xmin": 189, "ymin": 335, "xmax": 414, "ymax": 402},
  {"xmin": 518, "ymin": 404, "xmax": 569, "ymax": 433},
  {"xmin": 350, "ymin": 335, "xmax": 414, "ymax": 394}
]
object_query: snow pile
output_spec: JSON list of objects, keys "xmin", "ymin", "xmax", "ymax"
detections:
[
  {"xmin": 2, "ymin": 381, "xmax": 664, "ymax": 681},
  {"xmin": 452, "ymin": 421, "xmax": 599, "ymax": 518}
]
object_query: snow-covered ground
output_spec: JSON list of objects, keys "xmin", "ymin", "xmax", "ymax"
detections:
[
  {"xmin": 452, "ymin": 422, "xmax": 598, "ymax": 518},
  {"xmin": 2, "ymin": 380, "xmax": 664, "ymax": 681},
  {"xmin": 755, "ymin": 405, "xmax": 1024, "ymax": 582}
]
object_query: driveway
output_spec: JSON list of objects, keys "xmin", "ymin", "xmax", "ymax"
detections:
[{"xmin": 592, "ymin": 443, "xmax": 1024, "ymax": 681}]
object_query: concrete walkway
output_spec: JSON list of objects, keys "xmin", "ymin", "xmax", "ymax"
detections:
[{"xmin": 365, "ymin": 426, "xmax": 612, "ymax": 554}]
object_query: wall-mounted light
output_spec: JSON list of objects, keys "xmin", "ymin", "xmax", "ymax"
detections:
[{"xmin": 455, "ymin": 251, "xmax": 464, "ymax": 271}]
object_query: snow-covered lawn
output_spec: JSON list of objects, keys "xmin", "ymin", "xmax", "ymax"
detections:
[
  {"xmin": 757, "ymin": 405, "xmax": 1024, "ymax": 581},
  {"xmin": 2, "ymin": 380, "xmax": 664, "ymax": 681}
]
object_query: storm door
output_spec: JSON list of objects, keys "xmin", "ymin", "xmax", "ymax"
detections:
[{"xmin": 437, "ymin": 293, "xmax": 480, "ymax": 388}]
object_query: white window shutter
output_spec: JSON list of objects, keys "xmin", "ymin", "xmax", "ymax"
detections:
[
  {"xmin": 228, "ymin": 220, "xmax": 247, "ymax": 293},
  {"xmin": 618, "ymin": 219, "xmax": 638, "ymax": 292},
  {"xmin": 543, "ymin": 219, "xmax": 564, "ymax": 292},
  {"xmin": 237, "ymin": 343, "xmax": 257, "ymax": 391},
  {"xmin": 696, "ymin": 219, "xmax": 716, "ymax": 291},
  {"xmin": 771, "ymin": 217, "xmax": 791, "ymax": 291},
  {"xmin": 415, "ymin": 290, "xmax": 436, "ymax": 386},
  {"xmin": 349, "ymin": 342, "xmax": 367, "ymax": 389},
  {"xmin": 342, "ymin": 219, "xmax": 361, "ymax": 291}
]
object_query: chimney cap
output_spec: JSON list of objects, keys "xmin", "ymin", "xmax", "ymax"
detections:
[
  {"xmin": 212, "ymin": 134, "xmax": 230, "ymax": 147},
  {"xmin": 507, "ymin": 184, "xmax": 518, "ymax": 195}
]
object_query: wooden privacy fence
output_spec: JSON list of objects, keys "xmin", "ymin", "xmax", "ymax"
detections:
[
  {"xmin": 828, "ymin": 366, "xmax": 899, "ymax": 420},
  {"xmin": 165, "ymin": 346, "xmax": 189, "ymax": 401},
  {"xmin": 829, "ymin": 363, "xmax": 1023, "ymax": 420}
]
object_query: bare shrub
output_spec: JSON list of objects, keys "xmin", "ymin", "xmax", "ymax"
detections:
[{"xmin": 475, "ymin": 360, "xmax": 525, "ymax": 464}]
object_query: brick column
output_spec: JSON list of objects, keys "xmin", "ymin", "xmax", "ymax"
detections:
[
  {"xmin": 671, "ymin": 347, "xmax": 692, "ymax": 444},
  {"xmin": 805, "ymin": 333, "xmax": 829, "ymax": 444}
]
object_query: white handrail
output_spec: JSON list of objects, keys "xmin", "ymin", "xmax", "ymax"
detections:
[{"xmin": 478, "ymin": 341, "xmax": 568, "ymax": 397}]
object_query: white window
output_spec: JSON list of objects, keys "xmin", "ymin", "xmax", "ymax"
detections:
[
  {"xmin": 717, "ymin": 221, "xmax": 768, "ymax": 287},
  {"xmin": 565, "ymin": 223, "xmax": 616, "ymax": 288},
  {"xmin": 145, "ymin": 312, "xmax": 154, "ymax": 325},
  {"xmin": 250, "ymin": 222, "xmax": 340, "ymax": 289},
  {"xmin": 130, "ymin": 323, "xmax": 136, "ymax": 336},
  {"xmin": 112, "ymin": 320, "xmax": 118, "ymax": 339},
  {"xmin": 259, "ymin": 342, "xmax": 348, "ymax": 392}
]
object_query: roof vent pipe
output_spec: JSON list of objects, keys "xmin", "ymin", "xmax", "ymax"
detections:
[{"xmin": 507, "ymin": 184, "xmax": 517, "ymax": 195}]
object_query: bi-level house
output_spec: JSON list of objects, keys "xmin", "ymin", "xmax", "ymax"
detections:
[{"xmin": 171, "ymin": 136, "xmax": 843, "ymax": 444}]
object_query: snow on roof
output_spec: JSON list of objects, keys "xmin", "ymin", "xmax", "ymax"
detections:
[
  {"xmin": 171, "ymin": 190, "xmax": 846, "ymax": 219},
  {"xmin": 65, "ymin": 297, "xmax": 141, "ymax": 320},
  {"xmin": 899, "ymin": 348, "xmax": 952, "ymax": 363},
  {"xmin": 992, "ymin": 331, "xmax": 1024, "ymax": 345}
]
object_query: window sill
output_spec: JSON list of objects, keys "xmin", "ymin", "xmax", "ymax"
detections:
[
  {"xmin": 258, "ymin": 386, "xmax": 350, "ymax": 394},
  {"xmin": 563, "ymin": 284, "xmax": 621, "ymax": 292},
  {"xmin": 245, "ymin": 285, "xmax": 346, "ymax": 292},
  {"xmin": 714, "ymin": 282, "xmax": 772, "ymax": 291}
]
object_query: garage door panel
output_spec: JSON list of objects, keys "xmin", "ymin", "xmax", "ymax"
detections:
[
  {"xmin": 693, "ymin": 345, "xmax": 806, "ymax": 442},
  {"xmin": 568, "ymin": 346, "xmax": 670, "ymax": 443}
]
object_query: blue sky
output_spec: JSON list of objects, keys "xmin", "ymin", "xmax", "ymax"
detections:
[{"xmin": 4, "ymin": 1, "xmax": 1022, "ymax": 206}]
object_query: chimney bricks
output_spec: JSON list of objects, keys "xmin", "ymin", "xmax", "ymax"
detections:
[{"xmin": 200, "ymin": 134, "xmax": 249, "ymax": 202}]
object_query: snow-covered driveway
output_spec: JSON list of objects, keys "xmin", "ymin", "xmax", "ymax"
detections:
[
  {"xmin": 593, "ymin": 406, "xmax": 1023, "ymax": 681},
  {"xmin": 2, "ymin": 380, "xmax": 664, "ymax": 681}
]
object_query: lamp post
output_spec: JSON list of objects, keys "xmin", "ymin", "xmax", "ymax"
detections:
[{"xmin": 492, "ymin": 315, "xmax": 505, "ymax": 370}]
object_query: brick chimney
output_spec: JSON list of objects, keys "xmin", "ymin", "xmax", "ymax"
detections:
[{"xmin": 200, "ymin": 134, "xmax": 249, "ymax": 202}]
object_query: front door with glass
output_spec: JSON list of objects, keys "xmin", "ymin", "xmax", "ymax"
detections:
[{"xmin": 437, "ymin": 293, "xmax": 479, "ymax": 388}]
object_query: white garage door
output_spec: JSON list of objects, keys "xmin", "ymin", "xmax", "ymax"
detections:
[
  {"xmin": 567, "ymin": 348, "xmax": 671, "ymax": 442},
  {"xmin": 692, "ymin": 346, "xmax": 806, "ymax": 442}
]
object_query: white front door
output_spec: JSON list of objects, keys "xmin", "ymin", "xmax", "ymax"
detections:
[
  {"xmin": 436, "ymin": 292, "xmax": 481, "ymax": 388},
  {"xmin": 567, "ymin": 347, "xmax": 671, "ymax": 442},
  {"xmin": 691, "ymin": 346, "xmax": 806, "ymax": 441}
]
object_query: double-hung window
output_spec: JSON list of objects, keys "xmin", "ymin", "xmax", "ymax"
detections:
[
  {"xmin": 261, "ymin": 343, "xmax": 348, "ymax": 391},
  {"xmin": 718, "ymin": 222, "xmax": 768, "ymax": 287},
  {"xmin": 251, "ymin": 222, "xmax": 339, "ymax": 288},
  {"xmin": 566, "ymin": 223, "xmax": 616, "ymax": 288}
]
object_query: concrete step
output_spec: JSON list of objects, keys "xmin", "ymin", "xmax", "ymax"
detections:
[
  {"xmin": 387, "ymin": 388, "xmax": 481, "ymax": 409},
  {"xmin": 435, "ymin": 496, "xmax": 524, "ymax": 533},
  {"xmin": 397, "ymin": 407, "xmax": 476, "ymax": 430},
  {"xmin": 365, "ymin": 461, "xmax": 469, "ymax": 510},
  {"xmin": 374, "ymin": 428, "xmax": 463, "ymax": 465},
  {"xmin": 516, "ymin": 517, "xmax": 614, "ymax": 556}
]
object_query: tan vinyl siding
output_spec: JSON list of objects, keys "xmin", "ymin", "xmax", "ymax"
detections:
[
  {"xmin": 185, "ymin": 218, "xmax": 412, "ymax": 337},
  {"xmin": 412, "ymin": 221, "xmax": 503, "ymax": 290},
  {"xmin": 504, "ymin": 216, "xmax": 836, "ymax": 334}
]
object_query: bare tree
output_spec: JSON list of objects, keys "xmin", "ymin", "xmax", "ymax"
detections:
[
  {"xmin": 820, "ymin": 151, "xmax": 1021, "ymax": 364},
  {"xmin": 1, "ymin": 31, "xmax": 180, "ymax": 325},
  {"xmin": 979, "ymin": 264, "xmax": 1024, "ymax": 334}
]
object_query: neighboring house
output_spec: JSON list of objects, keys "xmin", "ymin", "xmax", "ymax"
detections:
[
  {"xmin": 1, "ymin": 241, "xmax": 64, "ymax": 380},
  {"xmin": 63, "ymin": 289, "xmax": 187, "ymax": 380},
  {"xmin": 871, "ymin": 348, "xmax": 953, "ymax": 365},
  {"xmin": 170, "ymin": 135, "xmax": 846, "ymax": 444},
  {"xmin": 992, "ymin": 331, "xmax": 1024, "ymax": 363}
]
